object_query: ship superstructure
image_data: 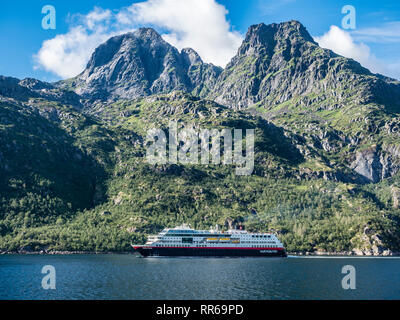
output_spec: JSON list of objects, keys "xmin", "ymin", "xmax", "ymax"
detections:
[{"xmin": 132, "ymin": 225, "xmax": 286, "ymax": 257}]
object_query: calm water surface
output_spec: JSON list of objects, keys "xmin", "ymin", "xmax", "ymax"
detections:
[{"xmin": 0, "ymin": 255, "xmax": 399, "ymax": 300}]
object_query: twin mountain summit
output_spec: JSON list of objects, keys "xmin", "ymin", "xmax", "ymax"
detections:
[{"xmin": 1, "ymin": 21, "xmax": 400, "ymax": 254}]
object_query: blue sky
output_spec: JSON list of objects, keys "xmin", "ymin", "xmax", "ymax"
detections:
[{"xmin": 1, "ymin": 0, "xmax": 400, "ymax": 82}]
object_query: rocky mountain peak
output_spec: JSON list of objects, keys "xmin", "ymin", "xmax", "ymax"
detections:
[
  {"xmin": 133, "ymin": 27, "xmax": 164, "ymax": 41},
  {"xmin": 0, "ymin": 76, "xmax": 82, "ymax": 109},
  {"xmin": 181, "ymin": 48, "xmax": 203, "ymax": 66},
  {"xmin": 19, "ymin": 78, "xmax": 53, "ymax": 90},
  {"xmin": 84, "ymin": 28, "xmax": 169, "ymax": 75},
  {"xmin": 210, "ymin": 20, "xmax": 400, "ymax": 111},
  {"xmin": 238, "ymin": 20, "xmax": 316, "ymax": 57},
  {"xmin": 0, "ymin": 76, "xmax": 34, "ymax": 100},
  {"xmin": 65, "ymin": 28, "xmax": 221, "ymax": 101}
]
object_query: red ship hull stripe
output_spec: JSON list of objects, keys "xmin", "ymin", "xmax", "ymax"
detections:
[{"xmin": 136, "ymin": 246, "xmax": 285, "ymax": 250}]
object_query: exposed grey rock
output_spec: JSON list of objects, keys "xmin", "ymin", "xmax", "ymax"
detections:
[
  {"xmin": 62, "ymin": 28, "xmax": 222, "ymax": 101},
  {"xmin": 19, "ymin": 78, "xmax": 53, "ymax": 90},
  {"xmin": 0, "ymin": 76, "xmax": 34, "ymax": 100},
  {"xmin": 392, "ymin": 186, "xmax": 400, "ymax": 209},
  {"xmin": 181, "ymin": 48, "xmax": 223, "ymax": 97},
  {"xmin": 224, "ymin": 216, "xmax": 245, "ymax": 230},
  {"xmin": 351, "ymin": 226, "xmax": 392, "ymax": 256},
  {"xmin": 350, "ymin": 146, "xmax": 400, "ymax": 183},
  {"xmin": 0, "ymin": 76, "xmax": 83, "ymax": 109},
  {"xmin": 126, "ymin": 227, "xmax": 137, "ymax": 233},
  {"xmin": 209, "ymin": 21, "xmax": 400, "ymax": 111},
  {"xmin": 350, "ymin": 148, "xmax": 383, "ymax": 183}
]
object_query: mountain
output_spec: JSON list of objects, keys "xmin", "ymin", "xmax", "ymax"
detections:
[
  {"xmin": 0, "ymin": 92, "xmax": 115, "ymax": 247},
  {"xmin": 210, "ymin": 20, "xmax": 400, "ymax": 111},
  {"xmin": 0, "ymin": 76, "xmax": 83, "ymax": 108},
  {"xmin": 1, "ymin": 22, "xmax": 400, "ymax": 254},
  {"xmin": 209, "ymin": 21, "xmax": 400, "ymax": 184},
  {"xmin": 57, "ymin": 28, "xmax": 222, "ymax": 102}
]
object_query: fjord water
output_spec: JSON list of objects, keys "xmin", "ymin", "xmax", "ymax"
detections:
[{"xmin": 0, "ymin": 255, "xmax": 399, "ymax": 300}]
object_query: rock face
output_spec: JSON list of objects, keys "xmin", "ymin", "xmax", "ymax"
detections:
[
  {"xmin": 224, "ymin": 217, "xmax": 245, "ymax": 230},
  {"xmin": 66, "ymin": 28, "xmax": 222, "ymax": 101},
  {"xmin": 210, "ymin": 21, "xmax": 320, "ymax": 108},
  {"xmin": 19, "ymin": 78, "xmax": 53, "ymax": 91},
  {"xmin": 209, "ymin": 20, "xmax": 400, "ymax": 111},
  {"xmin": 392, "ymin": 186, "xmax": 400, "ymax": 209},
  {"xmin": 206, "ymin": 20, "xmax": 400, "ymax": 182},
  {"xmin": 352, "ymin": 226, "xmax": 392, "ymax": 256},
  {"xmin": 350, "ymin": 146, "xmax": 400, "ymax": 183},
  {"xmin": 0, "ymin": 76, "xmax": 34, "ymax": 100},
  {"xmin": 0, "ymin": 76, "xmax": 82, "ymax": 108}
]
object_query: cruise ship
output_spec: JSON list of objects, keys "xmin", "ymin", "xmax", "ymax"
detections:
[{"xmin": 131, "ymin": 225, "xmax": 286, "ymax": 257}]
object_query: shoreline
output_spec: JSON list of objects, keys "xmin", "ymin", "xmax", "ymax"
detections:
[
  {"xmin": 0, "ymin": 251, "xmax": 133, "ymax": 255},
  {"xmin": 287, "ymin": 251, "xmax": 400, "ymax": 257},
  {"xmin": 1, "ymin": 250, "xmax": 399, "ymax": 257}
]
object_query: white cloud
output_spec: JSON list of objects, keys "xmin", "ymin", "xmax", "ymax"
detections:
[
  {"xmin": 314, "ymin": 25, "xmax": 390, "ymax": 77},
  {"xmin": 34, "ymin": 0, "xmax": 243, "ymax": 79},
  {"xmin": 34, "ymin": 28, "xmax": 123, "ymax": 79},
  {"xmin": 34, "ymin": 7, "xmax": 128, "ymax": 78},
  {"xmin": 85, "ymin": 8, "xmax": 112, "ymax": 30},
  {"xmin": 119, "ymin": 0, "xmax": 242, "ymax": 68},
  {"xmin": 352, "ymin": 22, "xmax": 400, "ymax": 43}
]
